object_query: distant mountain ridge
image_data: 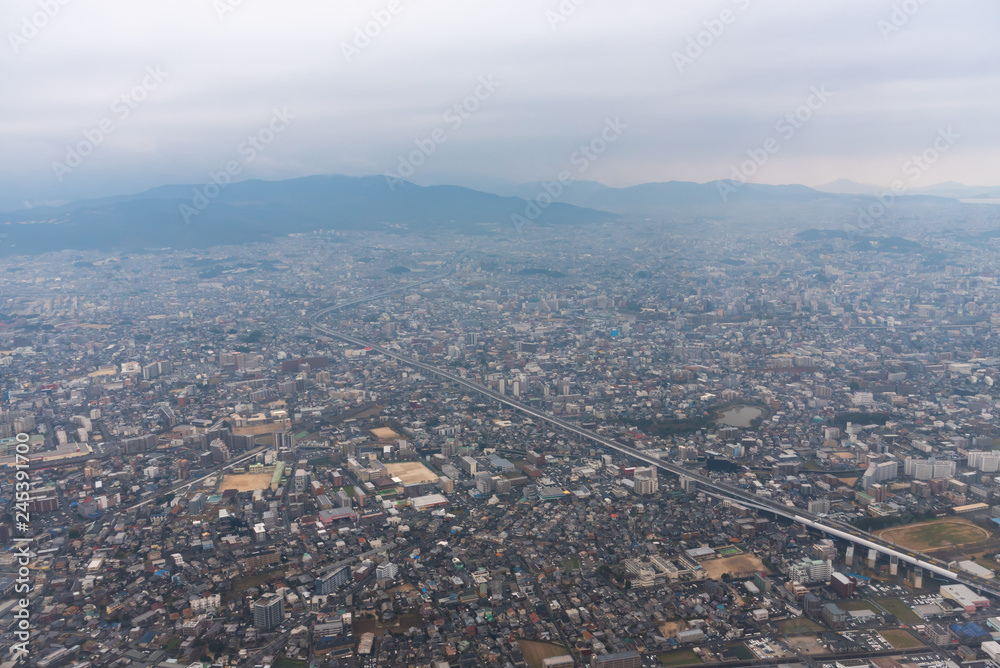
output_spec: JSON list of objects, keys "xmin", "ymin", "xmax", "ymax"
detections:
[
  {"xmin": 481, "ymin": 177, "xmax": 958, "ymax": 216},
  {"xmin": 816, "ymin": 178, "xmax": 1000, "ymax": 200},
  {"xmin": 0, "ymin": 173, "xmax": 988, "ymax": 255},
  {"xmin": 0, "ymin": 175, "xmax": 613, "ymax": 255}
]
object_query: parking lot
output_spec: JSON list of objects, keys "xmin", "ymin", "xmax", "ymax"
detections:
[{"xmin": 841, "ymin": 630, "xmax": 892, "ymax": 652}]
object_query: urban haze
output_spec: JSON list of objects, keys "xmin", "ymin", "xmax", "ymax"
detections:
[{"xmin": 3, "ymin": 3, "xmax": 1000, "ymax": 668}]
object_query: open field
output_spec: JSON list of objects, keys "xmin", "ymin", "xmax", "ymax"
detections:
[
  {"xmin": 223, "ymin": 570, "xmax": 284, "ymax": 601},
  {"xmin": 518, "ymin": 640, "xmax": 570, "ymax": 668},
  {"xmin": 220, "ymin": 472, "xmax": 273, "ymax": 492},
  {"xmin": 727, "ymin": 643, "xmax": 754, "ymax": 660},
  {"xmin": 701, "ymin": 554, "xmax": 765, "ymax": 579},
  {"xmin": 273, "ymin": 660, "xmax": 308, "ymax": 668},
  {"xmin": 384, "ymin": 461, "xmax": 439, "ymax": 485},
  {"xmin": 658, "ymin": 649, "xmax": 703, "ymax": 666},
  {"xmin": 879, "ymin": 629, "xmax": 925, "ymax": 649},
  {"xmin": 784, "ymin": 635, "xmax": 827, "ymax": 655},
  {"xmin": 561, "ymin": 558, "xmax": 581, "ymax": 572},
  {"xmin": 353, "ymin": 613, "xmax": 422, "ymax": 637},
  {"xmin": 838, "ymin": 600, "xmax": 882, "ymax": 614},
  {"xmin": 777, "ymin": 618, "xmax": 824, "ymax": 634},
  {"xmin": 876, "ymin": 518, "xmax": 991, "ymax": 551},
  {"xmin": 370, "ymin": 427, "xmax": 403, "ymax": 441},
  {"xmin": 876, "ymin": 598, "xmax": 923, "ymax": 625}
]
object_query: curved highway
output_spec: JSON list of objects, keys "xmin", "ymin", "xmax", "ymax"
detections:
[{"xmin": 309, "ymin": 252, "xmax": 1000, "ymax": 600}]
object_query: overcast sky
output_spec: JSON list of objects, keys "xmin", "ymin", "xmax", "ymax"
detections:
[{"xmin": 2, "ymin": 0, "xmax": 998, "ymax": 210}]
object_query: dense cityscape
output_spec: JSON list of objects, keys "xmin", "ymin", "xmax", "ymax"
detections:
[
  {"xmin": 6, "ymin": 217, "xmax": 1000, "ymax": 668},
  {"xmin": 5, "ymin": 1, "xmax": 1000, "ymax": 667}
]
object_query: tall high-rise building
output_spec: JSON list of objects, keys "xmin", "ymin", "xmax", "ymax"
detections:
[
  {"xmin": 376, "ymin": 562, "xmax": 399, "ymax": 580},
  {"xmin": 862, "ymin": 460, "xmax": 898, "ymax": 489},
  {"xmin": 209, "ymin": 439, "xmax": 229, "ymax": 464},
  {"xmin": 252, "ymin": 594, "xmax": 284, "ymax": 630},
  {"xmin": 316, "ymin": 566, "xmax": 350, "ymax": 595},
  {"xmin": 275, "ymin": 431, "xmax": 295, "ymax": 450},
  {"xmin": 633, "ymin": 467, "xmax": 658, "ymax": 495}
]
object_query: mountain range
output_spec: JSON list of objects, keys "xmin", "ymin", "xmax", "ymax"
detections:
[
  {"xmin": 1, "ymin": 174, "xmax": 996, "ymax": 255},
  {"xmin": 816, "ymin": 178, "xmax": 1000, "ymax": 200}
]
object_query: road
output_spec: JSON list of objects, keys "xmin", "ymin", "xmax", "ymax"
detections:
[{"xmin": 308, "ymin": 252, "xmax": 1000, "ymax": 601}]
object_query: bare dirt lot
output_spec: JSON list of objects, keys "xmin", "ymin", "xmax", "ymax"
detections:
[
  {"xmin": 701, "ymin": 554, "xmax": 766, "ymax": 580},
  {"xmin": 220, "ymin": 472, "xmax": 273, "ymax": 492},
  {"xmin": 370, "ymin": 427, "xmax": 403, "ymax": 441},
  {"xmin": 383, "ymin": 462, "xmax": 439, "ymax": 485},
  {"xmin": 659, "ymin": 621, "xmax": 688, "ymax": 637},
  {"xmin": 784, "ymin": 635, "xmax": 827, "ymax": 655},
  {"xmin": 517, "ymin": 640, "xmax": 569, "ymax": 668}
]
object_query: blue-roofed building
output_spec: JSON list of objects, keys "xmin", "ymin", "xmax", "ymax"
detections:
[{"xmin": 950, "ymin": 622, "xmax": 991, "ymax": 642}]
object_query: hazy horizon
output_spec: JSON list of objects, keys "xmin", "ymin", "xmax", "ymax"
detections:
[{"xmin": 4, "ymin": 0, "xmax": 999, "ymax": 211}]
